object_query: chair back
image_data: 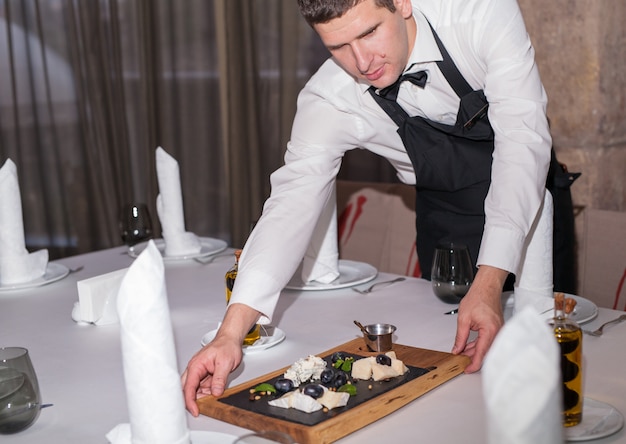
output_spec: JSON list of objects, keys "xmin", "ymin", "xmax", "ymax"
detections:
[{"xmin": 336, "ymin": 180, "xmax": 420, "ymax": 277}]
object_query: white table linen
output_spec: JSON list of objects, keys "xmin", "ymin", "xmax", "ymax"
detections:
[
  {"xmin": 513, "ymin": 192, "xmax": 555, "ymax": 315},
  {"xmin": 483, "ymin": 307, "xmax": 564, "ymax": 444},
  {"xmin": 110, "ymin": 241, "xmax": 190, "ymax": 444},
  {"xmin": 0, "ymin": 159, "xmax": 48, "ymax": 285},
  {"xmin": 155, "ymin": 147, "xmax": 201, "ymax": 257},
  {"xmin": 1, "ymin": 246, "xmax": 624, "ymax": 443},
  {"xmin": 301, "ymin": 185, "xmax": 340, "ymax": 284}
]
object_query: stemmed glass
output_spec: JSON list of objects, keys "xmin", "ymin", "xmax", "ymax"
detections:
[
  {"xmin": 431, "ymin": 243, "xmax": 474, "ymax": 304},
  {"xmin": 0, "ymin": 347, "xmax": 42, "ymax": 434},
  {"xmin": 119, "ymin": 203, "xmax": 153, "ymax": 251}
]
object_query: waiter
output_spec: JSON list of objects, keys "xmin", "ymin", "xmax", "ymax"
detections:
[{"xmin": 183, "ymin": 0, "xmax": 551, "ymax": 416}]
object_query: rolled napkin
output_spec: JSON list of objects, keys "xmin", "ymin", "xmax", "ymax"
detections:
[
  {"xmin": 514, "ymin": 192, "xmax": 554, "ymax": 316},
  {"xmin": 301, "ymin": 185, "xmax": 340, "ymax": 284},
  {"xmin": 155, "ymin": 147, "xmax": 201, "ymax": 257},
  {"xmin": 0, "ymin": 159, "xmax": 48, "ymax": 285},
  {"xmin": 107, "ymin": 240, "xmax": 190, "ymax": 444},
  {"xmin": 483, "ymin": 306, "xmax": 564, "ymax": 444}
]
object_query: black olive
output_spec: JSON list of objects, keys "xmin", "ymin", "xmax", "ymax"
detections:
[
  {"xmin": 332, "ymin": 371, "xmax": 348, "ymax": 389},
  {"xmin": 331, "ymin": 352, "xmax": 346, "ymax": 364},
  {"xmin": 320, "ymin": 369, "xmax": 336, "ymax": 385},
  {"xmin": 303, "ymin": 384, "xmax": 324, "ymax": 399},
  {"xmin": 274, "ymin": 378, "xmax": 295, "ymax": 393},
  {"xmin": 376, "ymin": 354, "xmax": 392, "ymax": 366}
]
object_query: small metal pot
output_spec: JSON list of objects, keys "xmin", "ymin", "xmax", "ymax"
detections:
[{"xmin": 363, "ymin": 323, "xmax": 396, "ymax": 352}]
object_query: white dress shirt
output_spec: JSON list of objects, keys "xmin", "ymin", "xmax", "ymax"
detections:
[{"xmin": 230, "ymin": 0, "xmax": 552, "ymax": 323}]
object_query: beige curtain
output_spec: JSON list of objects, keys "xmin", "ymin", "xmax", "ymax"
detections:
[{"xmin": 0, "ymin": 0, "xmax": 392, "ymax": 259}]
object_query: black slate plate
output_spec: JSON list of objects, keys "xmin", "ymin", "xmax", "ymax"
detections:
[{"xmin": 218, "ymin": 351, "xmax": 431, "ymax": 426}]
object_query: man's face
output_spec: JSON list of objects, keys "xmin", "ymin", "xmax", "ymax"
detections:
[{"xmin": 314, "ymin": 0, "xmax": 415, "ymax": 89}]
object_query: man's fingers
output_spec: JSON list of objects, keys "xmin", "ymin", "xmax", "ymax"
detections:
[
  {"xmin": 451, "ymin": 315, "xmax": 471, "ymax": 355},
  {"xmin": 182, "ymin": 366, "xmax": 204, "ymax": 416},
  {"xmin": 209, "ymin": 357, "xmax": 236, "ymax": 397}
]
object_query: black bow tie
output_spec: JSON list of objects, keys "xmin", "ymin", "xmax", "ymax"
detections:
[{"xmin": 374, "ymin": 69, "xmax": 428, "ymax": 101}]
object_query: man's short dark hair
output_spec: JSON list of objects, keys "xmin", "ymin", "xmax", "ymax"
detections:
[{"xmin": 297, "ymin": 0, "xmax": 397, "ymax": 26}]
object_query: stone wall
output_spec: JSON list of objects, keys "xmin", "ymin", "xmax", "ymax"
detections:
[{"xmin": 519, "ymin": 0, "xmax": 626, "ymax": 212}]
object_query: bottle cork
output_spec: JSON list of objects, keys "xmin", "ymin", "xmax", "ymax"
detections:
[
  {"xmin": 554, "ymin": 292, "xmax": 565, "ymax": 311},
  {"xmin": 564, "ymin": 297, "xmax": 577, "ymax": 315}
]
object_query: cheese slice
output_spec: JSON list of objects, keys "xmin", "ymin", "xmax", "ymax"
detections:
[
  {"xmin": 290, "ymin": 391, "xmax": 323, "ymax": 413},
  {"xmin": 268, "ymin": 391, "xmax": 294, "ymax": 409},
  {"xmin": 371, "ymin": 362, "xmax": 401, "ymax": 381},
  {"xmin": 268, "ymin": 390, "xmax": 322, "ymax": 413},
  {"xmin": 318, "ymin": 389, "xmax": 350, "ymax": 410},
  {"xmin": 390, "ymin": 357, "xmax": 409, "ymax": 376},
  {"xmin": 351, "ymin": 356, "xmax": 376, "ymax": 380}
]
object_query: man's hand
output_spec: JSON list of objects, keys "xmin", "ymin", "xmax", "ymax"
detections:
[
  {"xmin": 451, "ymin": 265, "xmax": 508, "ymax": 373},
  {"xmin": 181, "ymin": 304, "xmax": 259, "ymax": 416}
]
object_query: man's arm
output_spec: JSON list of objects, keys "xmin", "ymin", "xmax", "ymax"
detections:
[
  {"xmin": 181, "ymin": 303, "xmax": 260, "ymax": 416},
  {"xmin": 451, "ymin": 265, "xmax": 508, "ymax": 373}
]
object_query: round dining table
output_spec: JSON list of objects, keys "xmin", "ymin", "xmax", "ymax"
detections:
[{"xmin": 1, "ymin": 245, "xmax": 624, "ymax": 443}]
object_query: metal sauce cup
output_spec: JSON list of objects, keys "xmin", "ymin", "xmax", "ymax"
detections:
[{"xmin": 363, "ymin": 323, "xmax": 396, "ymax": 352}]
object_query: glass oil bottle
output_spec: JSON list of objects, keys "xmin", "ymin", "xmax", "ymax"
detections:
[
  {"xmin": 550, "ymin": 292, "xmax": 583, "ymax": 427},
  {"xmin": 225, "ymin": 249, "xmax": 260, "ymax": 346}
]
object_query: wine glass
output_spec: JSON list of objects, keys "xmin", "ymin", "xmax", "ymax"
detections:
[
  {"xmin": 234, "ymin": 430, "xmax": 296, "ymax": 444},
  {"xmin": 0, "ymin": 347, "xmax": 42, "ymax": 434},
  {"xmin": 430, "ymin": 242, "xmax": 474, "ymax": 304},
  {"xmin": 119, "ymin": 203, "xmax": 153, "ymax": 250}
]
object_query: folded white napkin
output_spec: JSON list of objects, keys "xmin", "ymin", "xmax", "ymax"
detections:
[
  {"xmin": 155, "ymin": 147, "xmax": 201, "ymax": 257},
  {"xmin": 71, "ymin": 268, "xmax": 128, "ymax": 325},
  {"xmin": 514, "ymin": 192, "xmax": 554, "ymax": 316},
  {"xmin": 483, "ymin": 306, "xmax": 564, "ymax": 444},
  {"xmin": 0, "ymin": 159, "xmax": 48, "ymax": 285},
  {"xmin": 107, "ymin": 240, "xmax": 190, "ymax": 444},
  {"xmin": 301, "ymin": 185, "xmax": 340, "ymax": 284}
]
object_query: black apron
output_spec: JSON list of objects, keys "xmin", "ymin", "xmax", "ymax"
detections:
[{"xmin": 369, "ymin": 26, "xmax": 493, "ymax": 281}]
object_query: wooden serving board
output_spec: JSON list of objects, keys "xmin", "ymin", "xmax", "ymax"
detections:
[{"xmin": 198, "ymin": 338, "xmax": 469, "ymax": 444}]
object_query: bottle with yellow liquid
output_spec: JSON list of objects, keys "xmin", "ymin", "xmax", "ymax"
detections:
[
  {"xmin": 550, "ymin": 292, "xmax": 583, "ymax": 427},
  {"xmin": 225, "ymin": 249, "xmax": 260, "ymax": 346}
]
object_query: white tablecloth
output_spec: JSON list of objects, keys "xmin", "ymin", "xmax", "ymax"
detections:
[{"xmin": 1, "ymin": 246, "xmax": 624, "ymax": 443}]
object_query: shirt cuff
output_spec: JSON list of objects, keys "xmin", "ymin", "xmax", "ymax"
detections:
[
  {"xmin": 229, "ymin": 269, "xmax": 282, "ymax": 324},
  {"xmin": 477, "ymin": 225, "xmax": 526, "ymax": 275}
]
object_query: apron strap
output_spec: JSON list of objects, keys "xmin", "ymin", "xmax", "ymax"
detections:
[
  {"xmin": 427, "ymin": 21, "xmax": 474, "ymax": 99},
  {"xmin": 368, "ymin": 87, "xmax": 409, "ymax": 126}
]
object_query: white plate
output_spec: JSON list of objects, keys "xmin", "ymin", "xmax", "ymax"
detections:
[
  {"xmin": 503, "ymin": 292, "xmax": 598, "ymax": 325},
  {"xmin": 201, "ymin": 325, "xmax": 286, "ymax": 354},
  {"xmin": 284, "ymin": 259, "xmax": 377, "ymax": 291},
  {"xmin": 565, "ymin": 398, "xmax": 624, "ymax": 441},
  {"xmin": 0, "ymin": 263, "xmax": 69, "ymax": 292},
  {"xmin": 128, "ymin": 237, "xmax": 228, "ymax": 261},
  {"xmin": 190, "ymin": 431, "xmax": 238, "ymax": 444}
]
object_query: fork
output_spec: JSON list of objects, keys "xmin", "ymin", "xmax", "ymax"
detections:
[
  {"xmin": 583, "ymin": 314, "xmax": 626, "ymax": 337},
  {"xmin": 352, "ymin": 277, "xmax": 406, "ymax": 294}
]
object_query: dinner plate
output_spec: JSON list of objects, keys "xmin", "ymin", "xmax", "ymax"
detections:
[
  {"xmin": 128, "ymin": 237, "xmax": 228, "ymax": 261},
  {"xmin": 201, "ymin": 325, "xmax": 286, "ymax": 354},
  {"xmin": 0, "ymin": 263, "xmax": 69, "ymax": 292},
  {"xmin": 190, "ymin": 431, "xmax": 238, "ymax": 444},
  {"xmin": 503, "ymin": 292, "xmax": 598, "ymax": 325},
  {"xmin": 109, "ymin": 426, "xmax": 237, "ymax": 444},
  {"xmin": 284, "ymin": 259, "xmax": 377, "ymax": 291},
  {"xmin": 565, "ymin": 398, "xmax": 624, "ymax": 441}
]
